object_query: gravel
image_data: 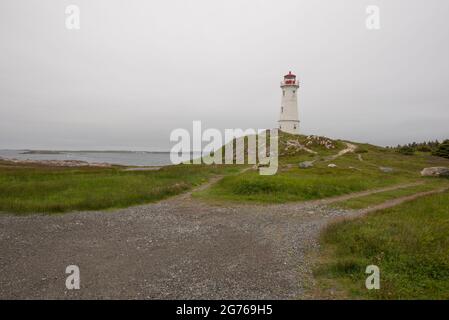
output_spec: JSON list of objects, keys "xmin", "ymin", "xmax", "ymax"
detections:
[{"xmin": 0, "ymin": 193, "xmax": 352, "ymax": 300}]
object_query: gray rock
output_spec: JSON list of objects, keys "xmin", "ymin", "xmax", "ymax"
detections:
[
  {"xmin": 379, "ymin": 166, "xmax": 394, "ymax": 173},
  {"xmin": 299, "ymin": 161, "xmax": 314, "ymax": 168},
  {"xmin": 420, "ymin": 167, "xmax": 449, "ymax": 177},
  {"xmin": 328, "ymin": 163, "xmax": 337, "ymax": 168}
]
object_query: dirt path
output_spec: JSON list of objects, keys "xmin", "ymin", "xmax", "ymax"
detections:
[
  {"xmin": 325, "ymin": 142, "xmax": 357, "ymax": 161},
  {"xmin": 309, "ymin": 181, "xmax": 425, "ymax": 205},
  {"xmin": 0, "ymin": 175, "xmax": 434, "ymax": 299},
  {"xmin": 357, "ymin": 186, "xmax": 449, "ymax": 215}
]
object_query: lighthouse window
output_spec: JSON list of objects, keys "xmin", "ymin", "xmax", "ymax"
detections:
[
  {"xmin": 281, "ymin": 107, "xmax": 283, "ymax": 113},
  {"xmin": 283, "ymin": 90, "xmax": 285, "ymax": 96},
  {"xmin": 293, "ymin": 90, "xmax": 296, "ymax": 94},
  {"xmin": 294, "ymin": 124, "xmax": 297, "ymax": 129}
]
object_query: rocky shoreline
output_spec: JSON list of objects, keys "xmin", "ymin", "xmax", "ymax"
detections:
[{"xmin": 0, "ymin": 157, "xmax": 113, "ymax": 167}]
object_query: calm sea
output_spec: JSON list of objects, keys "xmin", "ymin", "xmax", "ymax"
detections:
[{"xmin": 0, "ymin": 150, "xmax": 202, "ymax": 166}]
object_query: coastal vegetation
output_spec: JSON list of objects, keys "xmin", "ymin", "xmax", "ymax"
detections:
[
  {"xmin": 0, "ymin": 161, "xmax": 240, "ymax": 214},
  {"xmin": 392, "ymin": 139, "xmax": 449, "ymax": 159},
  {"xmin": 314, "ymin": 191, "xmax": 449, "ymax": 299}
]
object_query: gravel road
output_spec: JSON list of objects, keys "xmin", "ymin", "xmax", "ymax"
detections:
[{"xmin": 0, "ymin": 179, "xmax": 436, "ymax": 299}]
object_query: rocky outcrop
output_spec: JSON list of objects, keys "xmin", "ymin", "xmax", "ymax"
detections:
[
  {"xmin": 420, "ymin": 167, "xmax": 449, "ymax": 177},
  {"xmin": 285, "ymin": 140, "xmax": 317, "ymax": 154},
  {"xmin": 305, "ymin": 135, "xmax": 336, "ymax": 149}
]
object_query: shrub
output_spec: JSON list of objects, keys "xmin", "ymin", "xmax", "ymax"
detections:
[
  {"xmin": 396, "ymin": 146, "xmax": 415, "ymax": 155},
  {"xmin": 432, "ymin": 140, "xmax": 449, "ymax": 159},
  {"xmin": 416, "ymin": 145, "xmax": 432, "ymax": 152}
]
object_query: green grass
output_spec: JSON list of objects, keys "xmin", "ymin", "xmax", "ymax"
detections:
[
  {"xmin": 0, "ymin": 162, "xmax": 241, "ymax": 214},
  {"xmin": 195, "ymin": 167, "xmax": 408, "ymax": 203},
  {"xmin": 332, "ymin": 180, "xmax": 449, "ymax": 210},
  {"xmin": 196, "ymin": 148, "xmax": 449, "ymax": 203},
  {"xmin": 314, "ymin": 190, "xmax": 449, "ymax": 299}
]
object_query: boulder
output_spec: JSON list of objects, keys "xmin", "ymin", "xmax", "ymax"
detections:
[
  {"xmin": 420, "ymin": 167, "xmax": 449, "ymax": 177},
  {"xmin": 379, "ymin": 167, "xmax": 394, "ymax": 173},
  {"xmin": 299, "ymin": 161, "xmax": 314, "ymax": 168},
  {"xmin": 328, "ymin": 163, "xmax": 337, "ymax": 168}
]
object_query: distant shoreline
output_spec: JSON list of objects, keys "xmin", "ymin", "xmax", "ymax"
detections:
[
  {"xmin": 18, "ymin": 150, "xmax": 173, "ymax": 154},
  {"xmin": 0, "ymin": 157, "xmax": 115, "ymax": 168},
  {"xmin": 0, "ymin": 150, "xmax": 194, "ymax": 167},
  {"xmin": 0, "ymin": 150, "xmax": 201, "ymax": 154}
]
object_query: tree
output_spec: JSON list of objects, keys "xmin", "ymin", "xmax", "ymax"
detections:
[{"xmin": 433, "ymin": 140, "xmax": 449, "ymax": 159}]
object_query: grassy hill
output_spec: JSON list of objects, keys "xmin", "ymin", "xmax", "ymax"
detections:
[{"xmin": 195, "ymin": 132, "xmax": 449, "ymax": 203}]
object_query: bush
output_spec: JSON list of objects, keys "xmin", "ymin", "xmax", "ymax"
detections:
[
  {"xmin": 416, "ymin": 145, "xmax": 432, "ymax": 152},
  {"xmin": 396, "ymin": 146, "xmax": 415, "ymax": 155},
  {"xmin": 433, "ymin": 140, "xmax": 449, "ymax": 159}
]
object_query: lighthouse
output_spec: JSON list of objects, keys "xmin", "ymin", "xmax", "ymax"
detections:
[{"xmin": 278, "ymin": 71, "xmax": 300, "ymax": 134}]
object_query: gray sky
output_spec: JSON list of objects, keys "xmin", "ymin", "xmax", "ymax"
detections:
[{"xmin": 1, "ymin": 0, "xmax": 448, "ymax": 150}]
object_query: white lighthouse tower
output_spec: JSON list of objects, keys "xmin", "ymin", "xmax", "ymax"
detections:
[{"xmin": 278, "ymin": 71, "xmax": 300, "ymax": 134}]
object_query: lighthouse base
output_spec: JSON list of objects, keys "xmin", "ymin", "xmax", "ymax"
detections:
[{"xmin": 278, "ymin": 121, "xmax": 299, "ymax": 135}]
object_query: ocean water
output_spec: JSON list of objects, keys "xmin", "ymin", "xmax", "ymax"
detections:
[{"xmin": 0, "ymin": 150, "xmax": 202, "ymax": 166}]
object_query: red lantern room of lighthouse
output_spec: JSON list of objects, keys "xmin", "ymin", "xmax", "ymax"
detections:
[{"xmin": 281, "ymin": 71, "xmax": 299, "ymax": 86}]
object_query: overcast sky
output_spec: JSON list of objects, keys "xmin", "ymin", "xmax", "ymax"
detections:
[{"xmin": 1, "ymin": 0, "xmax": 448, "ymax": 150}]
